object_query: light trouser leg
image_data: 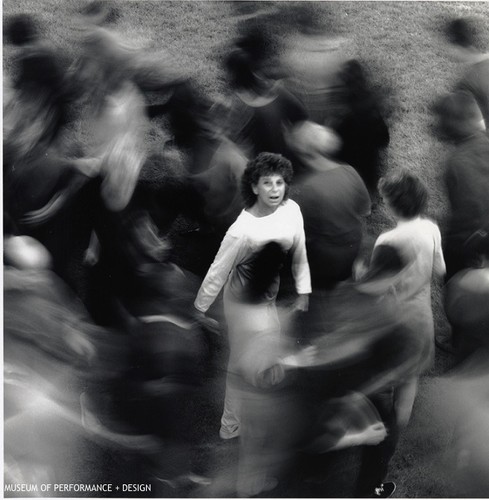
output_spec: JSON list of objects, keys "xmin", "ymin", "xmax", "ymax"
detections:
[{"xmin": 220, "ymin": 372, "xmax": 241, "ymax": 437}]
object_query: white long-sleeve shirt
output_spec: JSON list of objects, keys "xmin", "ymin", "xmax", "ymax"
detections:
[{"xmin": 194, "ymin": 199, "xmax": 311, "ymax": 313}]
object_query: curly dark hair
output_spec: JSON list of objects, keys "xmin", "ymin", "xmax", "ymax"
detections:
[
  {"xmin": 378, "ymin": 170, "xmax": 428, "ymax": 219},
  {"xmin": 241, "ymin": 152, "xmax": 293, "ymax": 208}
]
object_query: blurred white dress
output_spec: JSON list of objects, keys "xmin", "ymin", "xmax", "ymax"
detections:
[{"xmin": 374, "ymin": 217, "xmax": 446, "ymax": 371}]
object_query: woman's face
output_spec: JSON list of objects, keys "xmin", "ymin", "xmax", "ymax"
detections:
[{"xmin": 252, "ymin": 174, "xmax": 286, "ymax": 213}]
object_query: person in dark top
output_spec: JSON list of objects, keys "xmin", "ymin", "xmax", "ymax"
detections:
[
  {"xmin": 287, "ymin": 121, "xmax": 371, "ymax": 290},
  {"xmin": 223, "ymin": 46, "xmax": 308, "ymax": 172},
  {"xmin": 444, "ymin": 17, "xmax": 489, "ymax": 131},
  {"xmin": 434, "ymin": 90, "xmax": 489, "ymax": 279},
  {"xmin": 445, "ymin": 229, "xmax": 489, "ymax": 361},
  {"xmin": 332, "ymin": 59, "xmax": 390, "ymax": 193}
]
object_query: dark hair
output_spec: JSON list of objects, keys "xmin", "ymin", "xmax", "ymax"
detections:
[
  {"xmin": 445, "ymin": 17, "xmax": 478, "ymax": 48},
  {"xmin": 4, "ymin": 14, "xmax": 39, "ymax": 46},
  {"xmin": 241, "ymin": 152, "xmax": 293, "ymax": 208},
  {"xmin": 224, "ymin": 48, "xmax": 257, "ymax": 91},
  {"xmin": 379, "ymin": 170, "xmax": 428, "ymax": 218}
]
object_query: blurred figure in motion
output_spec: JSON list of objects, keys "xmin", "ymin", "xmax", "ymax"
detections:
[
  {"xmin": 147, "ymin": 80, "xmax": 247, "ymax": 241},
  {"xmin": 223, "ymin": 38, "xmax": 308, "ymax": 172},
  {"xmin": 369, "ymin": 170, "xmax": 445, "ymax": 427},
  {"xmin": 444, "ymin": 16, "xmax": 489, "ymax": 130},
  {"xmin": 194, "ymin": 153, "xmax": 312, "ymax": 496},
  {"xmin": 434, "ymin": 351, "xmax": 489, "ymax": 497},
  {"xmin": 3, "ymin": 13, "xmax": 77, "ymax": 155},
  {"xmin": 434, "ymin": 90, "xmax": 489, "ymax": 280},
  {"xmin": 294, "ymin": 244, "xmax": 425, "ymax": 498},
  {"xmin": 3, "ymin": 233, "xmax": 160, "ymax": 487},
  {"xmin": 444, "ymin": 229, "xmax": 489, "ymax": 362},
  {"xmin": 3, "ymin": 13, "xmax": 102, "ymax": 289},
  {"xmin": 280, "ymin": 2, "xmax": 349, "ymax": 127},
  {"xmin": 332, "ymin": 59, "xmax": 390, "ymax": 193},
  {"xmin": 287, "ymin": 121, "xmax": 371, "ymax": 290}
]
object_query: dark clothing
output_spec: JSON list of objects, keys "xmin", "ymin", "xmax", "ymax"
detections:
[
  {"xmin": 3, "ymin": 145, "xmax": 94, "ymax": 288},
  {"xmin": 444, "ymin": 132, "xmax": 489, "ymax": 277},
  {"xmin": 294, "ymin": 164, "xmax": 371, "ymax": 288},
  {"xmin": 334, "ymin": 107, "xmax": 390, "ymax": 192},
  {"xmin": 228, "ymin": 85, "xmax": 308, "ymax": 169},
  {"xmin": 457, "ymin": 58, "xmax": 489, "ymax": 130},
  {"xmin": 445, "ymin": 267, "xmax": 489, "ymax": 361}
]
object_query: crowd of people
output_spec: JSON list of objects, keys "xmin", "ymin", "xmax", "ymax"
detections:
[{"xmin": 3, "ymin": 2, "xmax": 489, "ymax": 497}]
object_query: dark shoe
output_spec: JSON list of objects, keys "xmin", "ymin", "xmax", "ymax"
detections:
[{"xmin": 372, "ymin": 482, "xmax": 396, "ymax": 498}]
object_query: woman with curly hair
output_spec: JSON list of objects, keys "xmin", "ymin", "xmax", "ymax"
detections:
[{"xmin": 193, "ymin": 153, "xmax": 312, "ymax": 494}]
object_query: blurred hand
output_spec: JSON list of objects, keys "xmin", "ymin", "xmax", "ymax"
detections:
[
  {"xmin": 352, "ymin": 258, "xmax": 369, "ymax": 281},
  {"xmin": 75, "ymin": 157, "xmax": 102, "ymax": 178},
  {"xmin": 193, "ymin": 308, "xmax": 220, "ymax": 335},
  {"xmin": 359, "ymin": 422, "xmax": 388, "ymax": 445},
  {"xmin": 293, "ymin": 294, "xmax": 309, "ymax": 313},
  {"xmin": 291, "ymin": 345, "xmax": 318, "ymax": 367}
]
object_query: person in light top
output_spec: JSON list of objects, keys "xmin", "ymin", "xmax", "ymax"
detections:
[{"xmin": 194, "ymin": 152, "xmax": 312, "ymax": 438}]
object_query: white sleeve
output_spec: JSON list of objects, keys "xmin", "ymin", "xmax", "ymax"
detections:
[
  {"xmin": 194, "ymin": 231, "xmax": 243, "ymax": 313},
  {"xmin": 290, "ymin": 204, "xmax": 312, "ymax": 295},
  {"xmin": 433, "ymin": 226, "xmax": 446, "ymax": 279}
]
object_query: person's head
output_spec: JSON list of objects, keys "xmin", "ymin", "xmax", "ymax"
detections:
[
  {"xmin": 378, "ymin": 169, "xmax": 428, "ymax": 219},
  {"xmin": 4, "ymin": 14, "xmax": 40, "ymax": 46},
  {"xmin": 224, "ymin": 47, "xmax": 275, "ymax": 94},
  {"xmin": 286, "ymin": 121, "xmax": 342, "ymax": 160},
  {"xmin": 241, "ymin": 152, "xmax": 293, "ymax": 209},
  {"xmin": 79, "ymin": 0, "xmax": 121, "ymax": 25},
  {"xmin": 433, "ymin": 91, "xmax": 485, "ymax": 141},
  {"xmin": 444, "ymin": 17, "xmax": 486, "ymax": 61}
]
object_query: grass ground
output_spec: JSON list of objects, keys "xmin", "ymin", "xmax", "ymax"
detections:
[{"xmin": 4, "ymin": 1, "xmax": 489, "ymax": 497}]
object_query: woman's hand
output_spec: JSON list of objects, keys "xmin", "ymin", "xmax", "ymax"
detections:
[
  {"xmin": 293, "ymin": 293, "xmax": 309, "ymax": 313},
  {"xmin": 282, "ymin": 345, "xmax": 318, "ymax": 368},
  {"xmin": 193, "ymin": 308, "xmax": 221, "ymax": 336}
]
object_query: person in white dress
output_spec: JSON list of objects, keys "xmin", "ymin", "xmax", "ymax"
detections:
[{"xmin": 370, "ymin": 170, "xmax": 446, "ymax": 428}]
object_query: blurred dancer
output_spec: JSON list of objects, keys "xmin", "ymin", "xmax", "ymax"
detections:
[
  {"xmin": 148, "ymin": 81, "xmax": 247, "ymax": 237},
  {"xmin": 444, "ymin": 229, "xmax": 489, "ymax": 361},
  {"xmin": 295, "ymin": 245, "xmax": 425, "ymax": 498},
  {"xmin": 4, "ymin": 234, "xmax": 162, "ymax": 487},
  {"xmin": 370, "ymin": 170, "xmax": 445, "ymax": 427},
  {"xmin": 287, "ymin": 121, "xmax": 371, "ymax": 290},
  {"xmin": 434, "ymin": 91, "xmax": 489, "ymax": 279},
  {"xmin": 332, "ymin": 59, "xmax": 390, "ymax": 193},
  {"xmin": 444, "ymin": 16, "xmax": 489, "ymax": 130},
  {"xmin": 223, "ymin": 44, "xmax": 308, "ymax": 170},
  {"xmin": 3, "ymin": 14, "xmax": 102, "ymax": 289},
  {"xmin": 280, "ymin": 2, "xmax": 349, "ymax": 127},
  {"xmin": 434, "ymin": 351, "xmax": 489, "ymax": 497}
]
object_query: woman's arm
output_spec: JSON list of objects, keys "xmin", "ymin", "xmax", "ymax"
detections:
[
  {"xmin": 433, "ymin": 226, "xmax": 447, "ymax": 279},
  {"xmin": 194, "ymin": 231, "xmax": 243, "ymax": 313},
  {"xmin": 290, "ymin": 203, "xmax": 312, "ymax": 298}
]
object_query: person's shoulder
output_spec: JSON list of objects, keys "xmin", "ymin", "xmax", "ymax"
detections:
[
  {"xmin": 283, "ymin": 198, "xmax": 302, "ymax": 213},
  {"xmin": 227, "ymin": 209, "xmax": 249, "ymax": 235},
  {"xmin": 419, "ymin": 217, "xmax": 442, "ymax": 234}
]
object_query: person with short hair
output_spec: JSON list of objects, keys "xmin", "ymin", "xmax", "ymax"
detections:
[
  {"xmin": 193, "ymin": 152, "xmax": 312, "ymax": 496},
  {"xmin": 434, "ymin": 90, "xmax": 489, "ymax": 278},
  {"xmin": 372, "ymin": 170, "xmax": 445, "ymax": 427},
  {"xmin": 287, "ymin": 121, "xmax": 371, "ymax": 290},
  {"xmin": 444, "ymin": 16, "xmax": 489, "ymax": 130}
]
